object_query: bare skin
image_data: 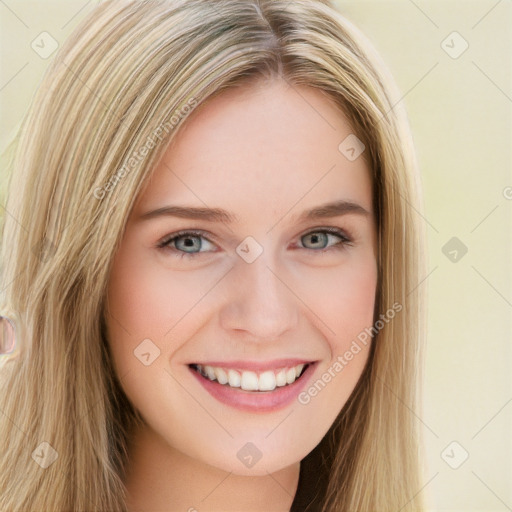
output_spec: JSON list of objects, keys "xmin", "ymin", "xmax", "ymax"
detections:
[{"xmin": 106, "ymin": 78, "xmax": 377, "ymax": 511}]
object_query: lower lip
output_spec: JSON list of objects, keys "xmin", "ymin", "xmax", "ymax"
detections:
[{"xmin": 188, "ymin": 363, "xmax": 317, "ymax": 413}]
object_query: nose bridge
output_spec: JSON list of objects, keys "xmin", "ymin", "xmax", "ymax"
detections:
[{"xmin": 220, "ymin": 247, "xmax": 299, "ymax": 339}]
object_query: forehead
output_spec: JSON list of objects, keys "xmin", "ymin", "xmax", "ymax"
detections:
[{"xmin": 133, "ymin": 79, "xmax": 373, "ymax": 220}]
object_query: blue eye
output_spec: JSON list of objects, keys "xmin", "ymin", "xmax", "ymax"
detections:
[
  {"xmin": 157, "ymin": 227, "xmax": 352, "ymax": 259},
  {"xmin": 300, "ymin": 227, "xmax": 352, "ymax": 252},
  {"xmin": 157, "ymin": 230, "xmax": 216, "ymax": 258}
]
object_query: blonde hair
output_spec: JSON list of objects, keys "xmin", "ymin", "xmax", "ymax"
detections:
[{"xmin": 0, "ymin": 0, "xmax": 427, "ymax": 510}]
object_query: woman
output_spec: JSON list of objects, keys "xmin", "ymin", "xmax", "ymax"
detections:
[{"xmin": 0, "ymin": 0, "xmax": 427, "ymax": 510}]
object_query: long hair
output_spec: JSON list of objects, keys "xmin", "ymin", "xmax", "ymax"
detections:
[{"xmin": 0, "ymin": 1, "xmax": 427, "ymax": 510}]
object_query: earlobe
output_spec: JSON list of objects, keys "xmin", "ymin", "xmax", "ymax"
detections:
[{"xmin": 0, "ymin": 315, "xmax": 16, "ymax": 355}]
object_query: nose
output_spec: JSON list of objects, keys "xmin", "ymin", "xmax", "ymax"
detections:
[{"xmin": 219, "ymin": 250, "xmax": 299, "ymax": 342}]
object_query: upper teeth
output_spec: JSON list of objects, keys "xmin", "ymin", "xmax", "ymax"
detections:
[{"xmin": 195, "ymin": 363, "xmax": 306, "ymax": 391}]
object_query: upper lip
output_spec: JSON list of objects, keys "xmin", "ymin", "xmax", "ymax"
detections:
[{"xmin": 190, "ymin": 358, "xmax": 316, "ymax": 372}]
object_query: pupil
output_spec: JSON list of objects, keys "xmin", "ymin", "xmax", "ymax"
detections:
[
  {"xmin": 178, "ymin": 236, "xmax": 200, "ymax": 252},
  {"xmin": 306, "ymin": 232, "xmax": 327, "ymax": 248}
]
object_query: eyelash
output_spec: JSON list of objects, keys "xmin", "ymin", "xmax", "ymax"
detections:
[{"xmin": 156, "ymin": 227, "xmax": 353, "ymax": 259}]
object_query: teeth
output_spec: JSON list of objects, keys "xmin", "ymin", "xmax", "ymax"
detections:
[
  {"xmin": 258, "ymin": 370, "xmax": 276, "ymax": 391},
  {"xmin": 286, "ymin": 367, "xmax": 296, "ymax": 384},
  {"xmin": 275, "ymin": 369, "xmax": 287, "ymax": 387},
  {"xmin": 214, "ymin": 367, "xmax": 228, "ymax": 385},
  {"xmin": 240, "ymin": 371, "xmax": 259, "ymax": 391},
  {"xmin": 227, "ymin": 369, "xmax": 241, "ymax": 388},
  {"xmin": 205, "ymin": 366, "xmax": 216, "ymax": 380},
  {"xmin": 194, "ymin": 363, "xmax": 308, "ymax": 392}
]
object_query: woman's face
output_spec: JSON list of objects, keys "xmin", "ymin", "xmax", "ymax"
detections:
[{"xmin": 106, "ymin": 78, "xmax": 377, "ymax": 476}]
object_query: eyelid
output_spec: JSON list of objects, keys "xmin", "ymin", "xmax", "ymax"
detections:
[
  {"xmin": 157, "ymin": 227, "xmax": 352, "ymax": 245},
  {"xmin": 301, "ymin": 226, "xmax": 352, "ymax": 243},
  {"xmin": 157, "ymin": 229, "xmax": 216, "ymax": 252}
]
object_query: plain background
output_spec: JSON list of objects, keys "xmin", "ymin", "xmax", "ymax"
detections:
[{"xmin": 1, "ymin": 1, "xmax": 511, "ymax": 510}]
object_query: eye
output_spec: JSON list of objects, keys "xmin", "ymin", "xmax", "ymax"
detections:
[
  {"xmin": 156, "ymin": 226, "xmax": 353, "ymax": 259},
  {"xmin": 298, "ymin": 227, "xmax": 352, "ymax": 252},
  {"xmin": 157, "ymin": 230, "xmax": 217, "ymax": 258}
]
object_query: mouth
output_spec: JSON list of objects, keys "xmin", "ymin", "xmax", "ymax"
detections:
[
  {"xmin": 188, "ymin": 361, "xmax": 312, "ymax": 393},
  {"xmin": 187, "ymin": 360, "xmax": 318, "ymax": 412}
]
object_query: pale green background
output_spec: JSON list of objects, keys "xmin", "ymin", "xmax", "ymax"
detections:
[{"xmin": 1, "ymin": 1, "xmax": 511, "ymax": 510}]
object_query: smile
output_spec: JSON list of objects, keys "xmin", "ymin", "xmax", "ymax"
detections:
[
  {"xmin": 187, "ymin": 361, "xmax": 318, "ymax": 413},
  {"xmin": 190, "ymin": 363, "xmax": 309, "ymax": 392}
]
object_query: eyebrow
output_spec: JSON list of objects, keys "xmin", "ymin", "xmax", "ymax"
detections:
[{"xmin": 138, "ymin": 199, "xmax": 370, "ymax": 224}]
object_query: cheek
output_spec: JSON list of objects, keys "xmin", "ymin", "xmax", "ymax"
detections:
[
  {"xmin": 331, "ymin": 260, "xmax": 378, "ymax": 345},
  {"xmin": 293, "ymin": 253, "xmax": 377, "ymax": 410},
  {"xmin": 295, "ymin": 252, "xmax": 378, "ymax": 348},
  {"xmin": 105, "ymin": 246, "xmax": 172, "ymax": 374},
  {"xmin": 328, "ymin": 257, "xmax": 377, "ymax": 380},
  {"xmin": 105, "ymin": 246, "xmax": 224, "ymax": 379},
  {"xmin": 107, "ymin": 248, "xmax": 204, "ymax": 337}
]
